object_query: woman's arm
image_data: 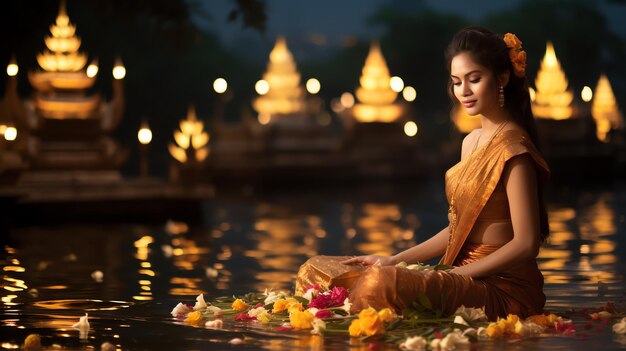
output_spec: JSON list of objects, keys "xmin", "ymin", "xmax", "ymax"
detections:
[
  {"xmin": 342, "ymin": 226, "xmax": 450, "ymax": 266},
  {"xmin": 449, "ymin": 154, "xmax": 541, "ymax": 277}
]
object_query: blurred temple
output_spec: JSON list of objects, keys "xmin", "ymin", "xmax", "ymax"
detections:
[{"xmin": 5, "ymin": 1, "xmax": 127, "ymax": 185}]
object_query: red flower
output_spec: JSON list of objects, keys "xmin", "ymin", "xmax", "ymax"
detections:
[
  {"xmin": 235, "ymin": 313, "xmax": 256, "ymax": 322},
  {"xmin": 315, "ymin": 310, "xmax": 333, "ymax": 319}
]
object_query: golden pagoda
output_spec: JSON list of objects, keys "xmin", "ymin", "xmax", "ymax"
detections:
[
  {"xmin": 168, "ymin": 106, "xmax": 210, "ymax": 164},
  {"xmin": 252, "ymin": 36, "xmax": 306, "ymax": 117},
  {"xmin": 592, "ymin": 74, "xmax": 624, "ymax": 142},
  {"xmin": 532, "ymin": 41, "xmax": 574, "ymax": 120},
  {"xmin": 16, "ymin": 0, "xmax": 126, "ymax": 182},
  {"xmin": 351, "ymin": 41, "xmax": 404, "ymax": 123}
]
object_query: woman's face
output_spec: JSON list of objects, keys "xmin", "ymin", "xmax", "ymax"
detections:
[{"xmin": 450, "ymin": 51, "xmax": 500, "ymax": 117}]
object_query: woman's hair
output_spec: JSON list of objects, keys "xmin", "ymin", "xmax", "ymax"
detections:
[{"xmin": 445, "ymin": 26, "xmax": 550, "ymax": 243}]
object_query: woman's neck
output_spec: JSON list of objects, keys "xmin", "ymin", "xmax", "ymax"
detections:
[{"xmin": 479, "ymin": 109, "xmax": 511, "ymax": 135}]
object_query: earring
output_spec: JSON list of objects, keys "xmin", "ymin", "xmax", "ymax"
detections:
[{"xmin": 498, "ymin": 86, "xmax": 505, "ymax": 107}]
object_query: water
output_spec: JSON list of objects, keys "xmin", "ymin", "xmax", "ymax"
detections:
[{"xmin": 1, "ymin": 180, "xmax": 626, "ymax": 350}]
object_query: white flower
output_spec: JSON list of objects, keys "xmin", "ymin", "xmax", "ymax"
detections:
[
  {"xmin": 248, "ymin": 306, "xmax": 267, "ymax": 318},
  {"xmin": 461, "ymin": 328, "xmax": 477, "ymax": 337},
  {"xmin": 400, "ymin": 336, "xmax": 427, "ymax": 350},
  {"xmin": 171, "ymin": 302, "xmax": 190, "ymax": 317},
  {"xmin": 429, "ymin": 338, "xmax": 441, "ymax": 350},
  {"xmin": 311, "ymin": 318, "xmax": 326, "ymax": 335},
  {"xmin": 340, "ymin": 298, "xmax": 352, "ymax": 314},
  {"xmin": 476, "ymin": 327, "xmax": 489, "ymax": 340},
  {"xmin": 454, "ymin": 305, "xmax": 487, "ymax": 322},
  {"xmin": 303, "ymin": 287, "xmax": 319, "ymax": 301},
  {"xmin": 440, "ymin": 331, "xmax": 469, "ymax": 350},
  {"xmin": 263, "ymin": 289, "xmax": 280, "ymax": 305},
  {"xmin": 193, "ymin": 294, "xmax": 207, "ymax": 310},
  {"xmin": 453, "ymin": 315, "xmax": 469, "ymax": 326},
  {"xmin": 613, "ymin": 317, "xmax": 626, "ymax": 334},
  {"xmin": 519, "ymin": 321, "xmax": 544, "ymax": 336},
  {"xmin": 72, "ymin": 313, "xmax": 90, "ymax": 339},
  {"xmin": 205, "ymin": 319, "xmax": 224, "ymax": 329},
  {"xmin": 206, "ymin": 305, "xmax": 221, "ymax": 314}
]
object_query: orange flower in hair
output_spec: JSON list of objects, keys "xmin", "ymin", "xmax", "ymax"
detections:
[{"xmin": 504, "ymin": 33, "xmax": 526, "ymax": 78}]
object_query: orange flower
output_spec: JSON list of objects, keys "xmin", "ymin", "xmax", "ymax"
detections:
[
  {"xmin": 184, "ymin": 311, "xmax": 204, "ymax": 326},
  {"xmin": 377, "ymin": 308, "xmax": 397, "ymax": 323},
  {"xmin": 486, "ymin": 322, "xmax": 503, "ymax": 338},
  {"xmin": 357, "ymin": 307, "xmax": 385, "ymax": 336},
  {"xmin": 231, "ymin": 299, "xmax": 248, "ymax": 311},
  {"xmin": 349, "ymin": 319, "xmax": 363, "ymax": 337},
  {"xmin": 504, "ymin": 33, "xmax": 522, "ymax": 50},
  {"xmin": 504, "ymin": 32, "xmax": 526, "ymax": 77}
]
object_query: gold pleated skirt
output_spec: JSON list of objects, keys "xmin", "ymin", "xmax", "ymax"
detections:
[{"xmin": 295, "ymin": 242, "xmax": 545, "ymax": 320}]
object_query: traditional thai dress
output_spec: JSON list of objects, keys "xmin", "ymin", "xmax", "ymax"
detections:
[{"xmin": 295, "ymin": 129, "xmax": 550, "ymax": 320}]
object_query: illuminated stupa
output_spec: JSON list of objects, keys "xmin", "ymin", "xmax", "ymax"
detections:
[
  {"xmin": 168, "ymin": 105, "xmax": 210, "ymax": 165},
  {"xmin": 592, "ymin": 74, "xmax": 624, "ymax": 142},
  {"xmin": 351, "ymin": 41, "xmax": 404, "ymax": 123},
  {"xmin": 252, "ymin": 36, "xmax": 307, "ymax": 119},
  {"xmin": 532, "ymin": 42, "xmax": 574, "ymax": 120},
  {"xmin": 17, "ymin": 0, "xmax": 126, "ymax": 182}
]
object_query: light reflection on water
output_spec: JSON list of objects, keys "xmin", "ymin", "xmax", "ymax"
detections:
[{"xmin": 1, "ymin": 181, "xmax": 625, "ymax": 350}]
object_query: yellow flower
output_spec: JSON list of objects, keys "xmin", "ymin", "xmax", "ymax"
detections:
[
  {"xmin": 288, "ymin": 302, "xmax": 304, "ymax": 314},
  {"xmin": 377, "ymin": 308, "xmax": 397, "ymax": 323},
  {"xmin": 272, "ymin": 297, "xmax": 298, "ymax": 313},
  {"xmin": 231, "ymin": 299, "xmax": 248, "ymax": 311},
  {"xmin": 184, "ymin": 311, "xmax": 203, "ymax": 326},
  {"xmin": 349, "ymin": 319, "xmax": 363, "ymax": 337},
  {"xmin": 357, "ymin": 307, "xmax": 385, "ymax": 336},
  {"xmin": 486, "ymin": 322, "xmax": 503, "ymax": 338},
  {"xmin": 289, "ymin": 310, "xmax": 315, "ymax": 329},
  {"xmin": 257, "ymin": 311, "xmax": 271, "ymax": 324}
]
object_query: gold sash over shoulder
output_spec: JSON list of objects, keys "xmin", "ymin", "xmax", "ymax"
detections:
[
  {"xmin": 295, "ymin": 129, "xmax": 550, "ymax": 320},
  {"xmin": 442, "ymin": 129, "xmax": 549, "ymax": 265}
]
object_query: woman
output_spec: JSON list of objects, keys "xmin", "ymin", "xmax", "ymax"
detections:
[{"xmin": 296, "ymin": 27, "xmax": 550, "ymax": 320}]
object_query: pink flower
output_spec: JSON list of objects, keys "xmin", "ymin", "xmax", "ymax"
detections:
[
  {"xmin": 235, "ymin": 313, "xmax": 257, "ymax": 322},
  {"xmin": 330, "ymin": 287, "xmax": 348, "ymax": 305},
  {"xmin": 315, "ymin": 310, "xmax": 333, "ymax": 319}
]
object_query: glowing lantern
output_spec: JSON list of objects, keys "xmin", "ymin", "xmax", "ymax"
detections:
[
  {"xmin": 581, "ymin": 86, "xmax": 593, "ymax": 102},
  {"xmin": 591, "ymin": 74, "xmax": 623, "ymax": 142},
  {"xmin": 86, "ymin": 59, "xmax": 98, "ymax": 78},
  {"xmin": 389, "ymin": 76, "xmax": 404, "ymax": 93},
  {"xmin": 4, "ymin": 127, "xmax": 17, "ymax": 141},
  {"xmin": 255, "ymin": 80, "xmax": 269, "ymax": 95},
  {"xmin": 402, "ymin": 86, "xmax": 416, "ymax": 102},
  {"xmin": 6, "ymin": 57, "xmax": 18, "ymax": 77},
  {"xmin": 112, "ymin": 56, "xmax": 126, "ymax": 80},
  {"xmin": 137, "ymin": 121, "xmax": 152, "ymax": 145},
  {"xmin": 306, "ymin": 78, "xmax": 321, "ymax": 94},
  {"xmin": 532, "ymin": 42, "xmax": 573, "ymax": 120},
  {"xmin": 213, "ymin": 78, "xmax": 227, "ymax": 94},
  {"xmin": 404, "ymin": 121, "xmax": 418, "ymax": 137}
]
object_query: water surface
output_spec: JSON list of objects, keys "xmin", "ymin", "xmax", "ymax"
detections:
[{"xmin": 2, "ymin": 180, "xmax": 625, "ymax": 350}]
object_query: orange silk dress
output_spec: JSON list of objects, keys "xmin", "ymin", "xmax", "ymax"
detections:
[{"xmin": 295, "ymin": 129, "xmax": 550, "ymax": 320}]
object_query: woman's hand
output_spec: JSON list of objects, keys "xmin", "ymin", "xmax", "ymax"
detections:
[{"xmin": 342, "ymin": 255, "xmax": 396, "ymax": 266}]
